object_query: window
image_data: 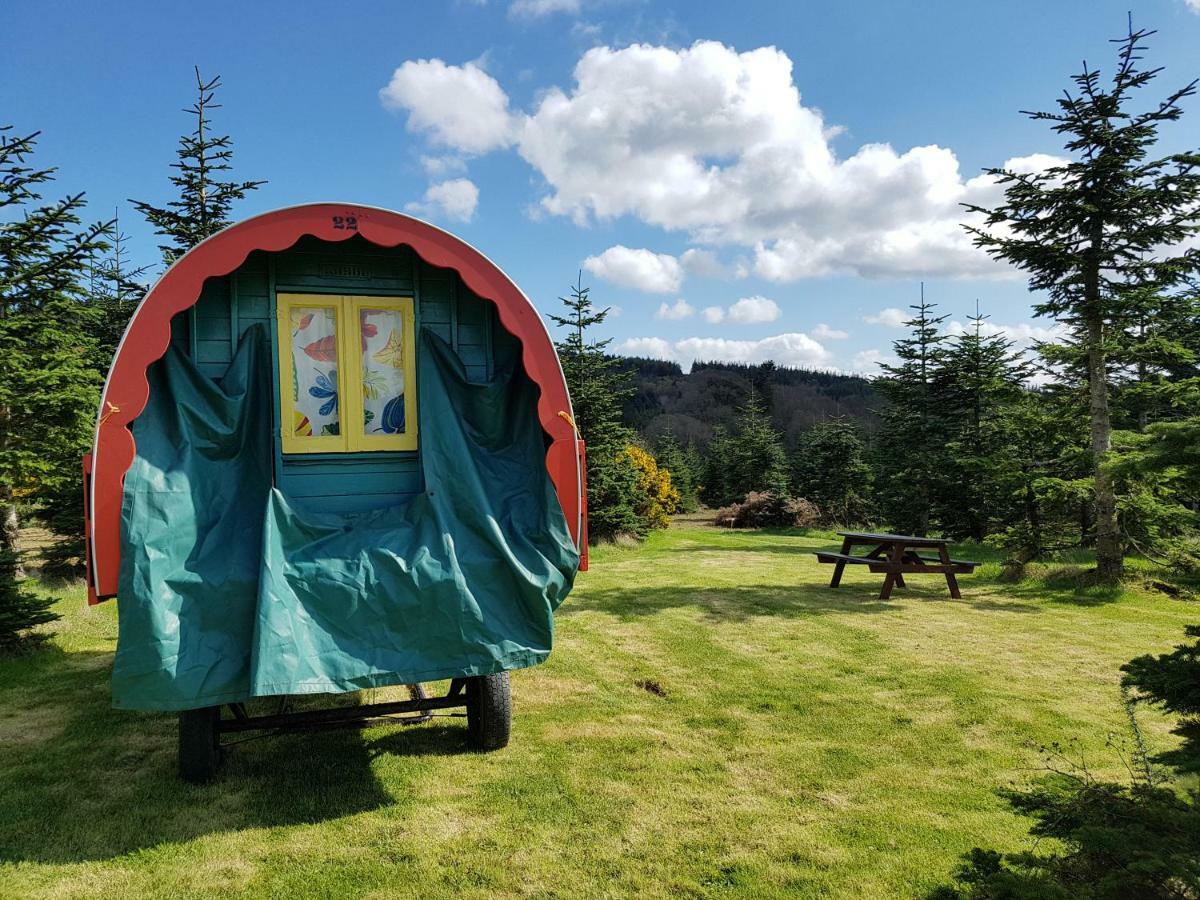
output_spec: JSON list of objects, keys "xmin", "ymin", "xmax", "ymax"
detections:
[{"xmin": 277, "ymin": 294, "xmax": 418, "ymax": 453}]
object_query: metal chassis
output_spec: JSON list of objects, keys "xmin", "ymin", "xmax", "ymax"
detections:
[{"xmin": 214, "ymin": 679, "xmax": 470, "ymax": 738}]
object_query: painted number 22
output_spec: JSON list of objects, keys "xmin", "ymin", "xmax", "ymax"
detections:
[{"xmin": 332, "ymin": 215, "xmax": 358, "ymax": 231}]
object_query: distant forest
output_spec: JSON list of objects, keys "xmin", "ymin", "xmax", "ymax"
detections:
[{"xmin": 615, "ymin": 357, "xmax": 879, "ymax": 449}]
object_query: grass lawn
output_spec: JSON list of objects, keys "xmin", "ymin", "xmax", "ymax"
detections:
[{"xmin": 0, "ymin": 523, "xmax": 1195, "ymax": 898}]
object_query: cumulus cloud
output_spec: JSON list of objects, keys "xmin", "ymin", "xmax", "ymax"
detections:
[
  {"xmin": 656, "ymin": 299, "xmax": 695, "ymax": 320},
  {"xmin": 1186, "ymin": 0, "xmax": 1200, "ymax": 14},
  {"xmin": 582, "ymin": 245, "xmax": 683, "ymax": 293},
  {"xmin": 726, "ymin": 296, "xmax": 781, "ymax": 324},
  {"xmin": 852, "ymin": 349, "xmax": 891, "ymax": 374},
  {"xmin": 945, "ymin": 318, "xmax": 1067, "ymax": 349},
  {"xmin": 864, "ymin": 307, "xmax": 909, "ymax": 327},
  {"xmin": 812, "ymin": 323, "xmax": 849, "ymax": 340},
  {"xmin": 702, "ymin": 306, "xmax": 724, "ymax": 324},
  {"xmin": 380, "ymin": 59, "xmax": 515, "ymax": 154},
  {"xmin": 382, "ymin": 41, "xmax": 1066, "ymax": 280},
  {"xmin": 406, "ymin": 178, "xmax": 480, "ymax": 222},
  {"xmin": 510, "ymin": 0, "xmax": 580, "ymax": 17},
  {"xmin": 420, "ymin": 155, "xmax": 468, "ymax": 177},
  {"xmin": 680, "ymin": 248, "xmax": 724, "ymax": 277},
  {"xmin": 617, "ymin": 332, "xmax": 831, "ymax": 369}
]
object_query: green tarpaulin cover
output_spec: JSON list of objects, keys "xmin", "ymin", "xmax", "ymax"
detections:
[{"xmin": 112, "ymin": 325, "xmax": 578, "ymax": 710}]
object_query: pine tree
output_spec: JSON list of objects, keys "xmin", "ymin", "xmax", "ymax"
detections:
[
  {"xmin": 873, "ymin": 290, "xmax": 949, "ymax": 535},
  {"xmin": 131, "ymin": 68, "xmax": 265, "ymax": 264},
  {"xmin": 654, "ymin": 427, "xmax": 698, "ymax": 512},
  {"xmin": 1, "ymin": 126, "xmax": 111, "ymax": 588},
  {"xmin": 933, "ymin": 309, "xmax": 1030, "ymax": 541},
  {"xmin": 726, "ymin": 391, "xmax": 791, "ymax": 504},
  {"xmin": 792, "ymin": 417, "xmax": 872, "ymax": 527},
  {"xmin": 700, "ymin": 425, "xmax": 734, "ymax": 508},
  {"xmin": 549, "ymin": 274, "xmax": 643, "ymax": 540},
  {"xmin": 87, "ymin": 210, "xmax": 149, "ymax": 367},
  {"xmin": 966, "ymin": 22, "xmax": 1200, "ymax": 581}
]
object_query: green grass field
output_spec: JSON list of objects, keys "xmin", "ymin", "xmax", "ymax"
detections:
[{"xmin": 0, "ymin": 523, "xmax": 1195, "ymax": 898}]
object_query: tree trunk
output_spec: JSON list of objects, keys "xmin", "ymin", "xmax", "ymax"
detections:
[
  {"xmin": 1085, "ymin": 308, "xmax": 1123, "ymax": 581},
  {"xmin": 0, "ymin": 483, "xmax": 23, "ymax": 578}
]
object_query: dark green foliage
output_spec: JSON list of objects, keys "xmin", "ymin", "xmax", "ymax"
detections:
[
  {"xmin": 626, "ymin": 358, "xmax": 879, "ymax": 448},
  {"xmin": 1, "ymin": 124, "xmax": 110, "ymax": 627},
  {"xmin": 933, "ymin": 774, "xmax": 1200, "ymax": 899},
  {"xmin": 131, "ymin": 68, "xmax": 265, "ymax": 265},
  {"xmin": 792, "ymin": 418, "xmax": 872, "ymax": 527},
  {"xmin": 654, "ymin": 430, "xmax": 699, "ymax": 512},
  {"xmin": 0, "ymin": 548, "xmax": 58, "ymax": 651},
  {"xmin": 873, "ymin": 294, "xmax": 948, "ymax": 536},
  {"xmin": 934, "ymin": 313, "xmax": 1030, "ymax": 541},
  {"xmin": 549, "ymin": 275, "xmax": 644, "ymax": 541},
  {"xmin": 966, "ymin": 22, "xmax": 1200, "ymax": 581},
  {"xmin": 722, "ymin": 392, "xmax": 791, "ymax": 508}
]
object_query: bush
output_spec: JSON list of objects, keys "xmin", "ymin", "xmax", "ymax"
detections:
[
  {"xmin": 624, "ymin": 445, "xmax": 680, "ymax": 531},
  {"xmin": 713, "ymin": 492, "xmax": 819, "ymax": 528}
]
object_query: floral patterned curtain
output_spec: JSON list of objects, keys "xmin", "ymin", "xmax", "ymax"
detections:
[
  {"xmin": 360, "ymin": 307, "xmax": 406, "ymax": 435},
  {"xmin": 289, "ymin": 307, "xmax": 340, "ymax": 437}
]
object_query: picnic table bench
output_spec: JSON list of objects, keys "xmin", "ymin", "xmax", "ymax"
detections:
[{"xmin": 815, "ymin": 531, "xmax": 978, "ymax": 599}]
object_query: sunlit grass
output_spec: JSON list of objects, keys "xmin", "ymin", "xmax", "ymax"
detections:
[{"xmin": 0, "ymin": 524, "xmax": 1194, "ymax": 898}]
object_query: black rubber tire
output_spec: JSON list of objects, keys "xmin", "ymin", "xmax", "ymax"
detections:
[
  {"xmin": 466, "ymin": 672, "xmax": 511, "ymax": 751},
  {"xmin": 178, "ymin": 706, "xmax": 222, "ymax": 783}
]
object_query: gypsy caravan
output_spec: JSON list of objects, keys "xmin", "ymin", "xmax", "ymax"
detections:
[{"xmin": 83, "ymin": 204, "xmax": 587, "ymax": 781}]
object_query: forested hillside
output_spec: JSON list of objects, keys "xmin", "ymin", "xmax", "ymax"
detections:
[{"xmin": 617, "ymin": 357, "xmax": 879, "ymax": 448}]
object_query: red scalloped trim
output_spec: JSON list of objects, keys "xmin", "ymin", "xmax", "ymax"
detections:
[{"xmin": 88, "ymin": 204, "xmax": 583, "ymax": 601}]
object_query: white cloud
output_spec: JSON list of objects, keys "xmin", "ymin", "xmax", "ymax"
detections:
[
  {"xmin": 702, "ymin": 306, "xmax": 725, "ymax": 324},
  {"xmin": 680, "ymin": 248, "xmax": 724, "ymax": 277},
  {"xmin": 726, "ymin": 295, "xmax": 781, "ymax": 324},
  {"xmin": 864, "ymin": 307, "xmax": 908, "ymax": 327},
  {"xmin": 510, "ymin": 0, "xmax": 580, "ymax": 17},
  {"xmin": 619, "ymin": 336, "xmax": 674, "ymax": 359},
  {"xmin": 382, "ymin": 41, "xmax": 1066, "ymax": 280},
  {"xmin": 420, "ymin": 155, "xmax": 468, "ymax": 177},
  {"xmin": 852, "ymin": 349, "xmax": 891, "ymax": 374},
  {"xmin": 812, "ymin": 323, "xmax": 849, "ymax": 340},
  {"xmin": 406, "ymin": 178, "xmax": 480, "ymax": 222},
  {"xmin": 656, "ymin": 298, "xmax": 695, "ymax": 320},
  {"xmin": 582, "ymin": 245, "xmax": 683, "ymax": 293},
  {"xmin": 1186, "ymin": 0, "xmax": 1200, "ymax": 14},
  {"xmin": 945, "ymin": 318, "xmax": 1067, "ymax": 348},
  {"xmin": 618, "ymin": 332, "xmax": 832, "ymax": 369},
  {"xmin": 380, "ymin": 59, "xmax": 516, "ymax": 154}
]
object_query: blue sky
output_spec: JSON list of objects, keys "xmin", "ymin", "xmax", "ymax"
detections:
[{"xmin": 4, "ymin": 0, "xmax": 1200, "ymax": 374}]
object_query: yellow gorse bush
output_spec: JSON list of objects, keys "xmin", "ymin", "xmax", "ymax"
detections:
[{"xmin": 624, "ymin": 444, "xmax": 680, "ymax": 531}]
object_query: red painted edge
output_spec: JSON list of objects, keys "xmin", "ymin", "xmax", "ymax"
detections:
[{"xmin": 86, "ymin": 203, "xmax": 585, "ymax": 602}]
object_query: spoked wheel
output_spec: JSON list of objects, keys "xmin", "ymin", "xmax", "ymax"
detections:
[
  {"xmin": 466, "ymin": 672, "xmax": 511, "ymax": 751},
  {"xmin": 178, "ymin": 705, "xmax": 222, "ymax": 783}
]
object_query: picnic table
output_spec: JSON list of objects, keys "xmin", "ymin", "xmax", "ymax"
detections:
[{"xmin": 815, "ymin": 532, "xmax": 978, "ymax": 600}]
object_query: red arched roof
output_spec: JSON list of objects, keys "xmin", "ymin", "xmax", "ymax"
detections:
[{"xmin": 87, "ymin": 203, "xmax": 585, "ymax": 602}]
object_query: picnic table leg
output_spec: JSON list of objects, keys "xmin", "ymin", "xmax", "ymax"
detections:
[
  {"xmin": 938, "ymin": 544, "xmax": 962, "ymax": 599},
  {"xmin": 879, "ymin": 543, "xmax": 906, "ymax": 600},
  {"xmin": 830, "ymin": 535, "xmax": 852, "ymax": 587}
]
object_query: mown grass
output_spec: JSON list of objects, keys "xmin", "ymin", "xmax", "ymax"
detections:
[{"xmin": 0, "ymin": 525, "xmax": 1195, "ymax": 898}]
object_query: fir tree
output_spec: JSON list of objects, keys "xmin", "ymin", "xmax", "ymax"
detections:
[
  {"xmin": 725, "ymin": 391, "xmax": 791, "ymax": 505},
  {"xmin": 132, "ymin": 68, "xmax": 265, "ymax": 264},
  {"xmin": 792, "ymin": 417, "xmax": 872, "ymax": 527},
  {"xmin": 549, "ymin": 274, "xmax": 643, "ymax": 540},
  {"xmin": 0, "ymin": 126, "xmax": 111, "ymax": 590},
  {"xmin": 654, "ymin": 427, "xmax": 698, "ymax": 512},
  {"xmin": 873, "ymin": 290, "xmax": 949, "ymax": 535},
  {"xmin": 934, "ymin": 308, "xmax": 1030, "ymax": 541},
  {"xmin": 966, "ymin": 22, "xmax": 1200, "ymax": 581}
]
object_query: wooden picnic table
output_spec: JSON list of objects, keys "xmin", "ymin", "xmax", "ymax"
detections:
[{"xmin": 815, "ymin": 531, "xmax": 978, "ymax": 600}]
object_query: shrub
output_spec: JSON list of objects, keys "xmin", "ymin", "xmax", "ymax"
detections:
[
  {"xmin": 713, "ymin": 492, "xmax": 819, "ymax": 528},
  {"xmin": 624, "ymin": 445, "xmax": 680, "ymax": 531}
]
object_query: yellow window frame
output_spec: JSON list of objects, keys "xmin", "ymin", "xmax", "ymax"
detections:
[{"xmin": 277, "ymin": 293, "xmax": 418, "ymax": 454}]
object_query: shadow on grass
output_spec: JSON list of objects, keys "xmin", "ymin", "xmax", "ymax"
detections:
[
  {"xmin": 562, "ymin": 580, "xmax": 1039, "ymax": 622},
  {"xmin": 0, "ymin": 646, "xmax": 472, "ymax": 864}
]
